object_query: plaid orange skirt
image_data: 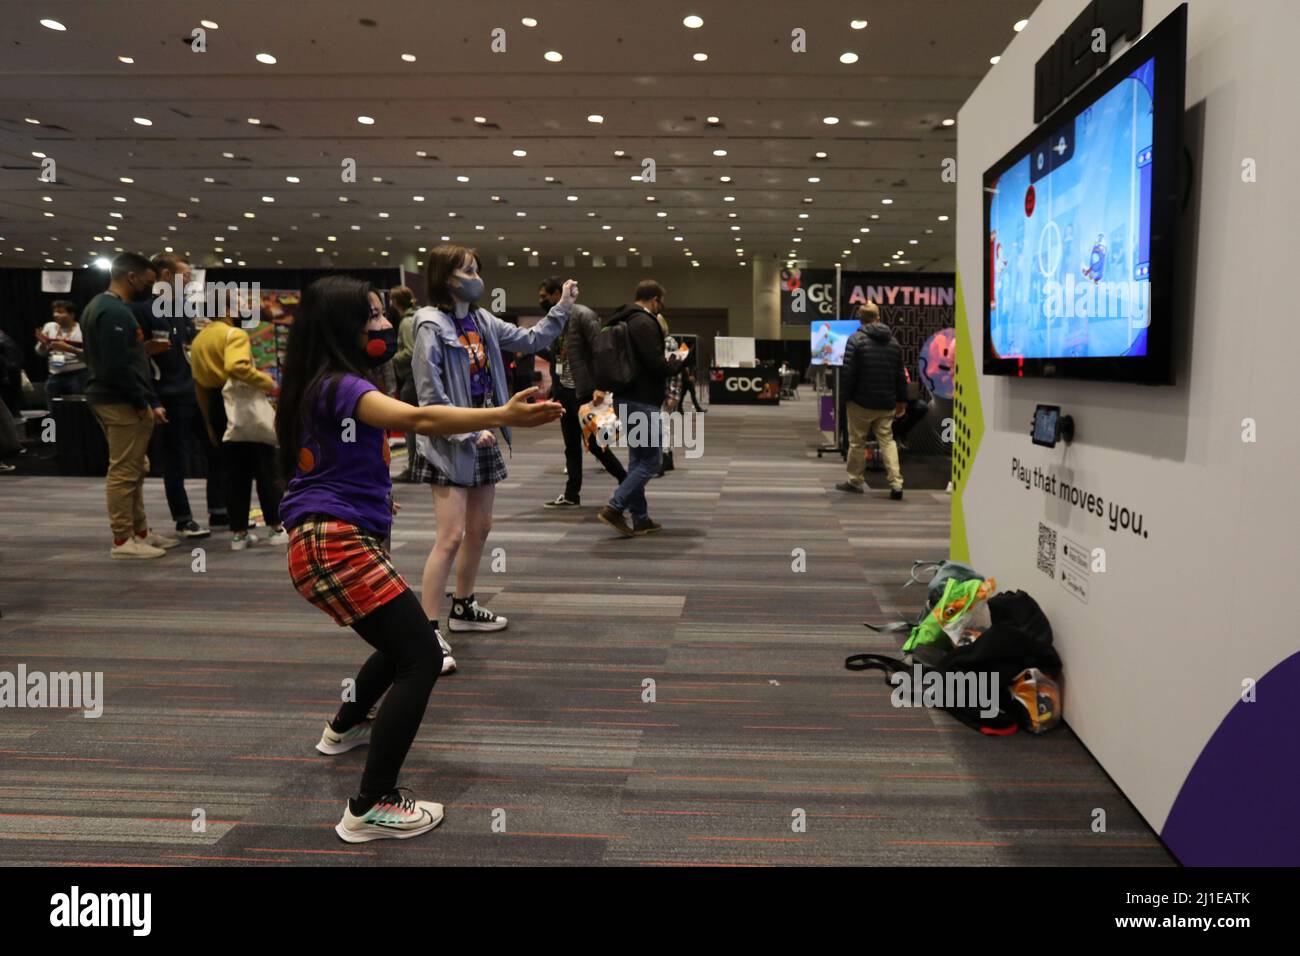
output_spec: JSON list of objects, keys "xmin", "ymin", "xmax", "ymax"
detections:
[{"xmin": 287, "ymin": 518, "xmax": 409, "ymax": 627}]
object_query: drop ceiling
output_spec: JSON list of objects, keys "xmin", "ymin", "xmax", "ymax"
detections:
[{"xmin": 0, "ymin": 0, "xmax": 1033, "ymax": 272}]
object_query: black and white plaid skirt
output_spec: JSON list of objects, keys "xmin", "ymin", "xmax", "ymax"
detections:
[{"xmin": 412, "ymin": 439, "xmax": 508, "ymax": 487}]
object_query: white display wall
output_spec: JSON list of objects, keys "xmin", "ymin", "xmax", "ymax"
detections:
[{"xmin": 953, "ymin": 0, "xmax": 1300, "ymax": 863}]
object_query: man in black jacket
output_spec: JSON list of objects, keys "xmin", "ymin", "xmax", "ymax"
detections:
[
  {"xmin": 538, "ymin": 277, "xmax": 627, "ymax": 508},
  {"xmin": 597, "ymin": 280, "xmax": 683, "ymax": 536},
  {"xmin": 836, "ymin": 301, "xmax": 907, "ymax": 500}
]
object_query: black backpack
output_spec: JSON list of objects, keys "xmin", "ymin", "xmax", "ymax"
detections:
[
  {"xmin": 591, "ymin": 310, "xmax": 648, "ymax": 391},
  {"xmin": 846, "ymin": 590, "xmax": 1061, "ymax": 735}
]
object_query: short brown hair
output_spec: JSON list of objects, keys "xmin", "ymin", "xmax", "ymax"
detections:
[
  {"xmin": 389, "ymin": 285, "xmax": 415, "ymax": 312},
  {"xmin": 856, "ymin": 301, "xmax": 880, "ymax": 323},
  {"xmin": 634, "ymin": 279, "xmax": 664, "ymax": 302},
  {"xmin": 425, "ymin": 244, "xmax": 481, "ymax": 311},
  {"xmin": 151, "ymin": 252, "xmax": 189, "ymax": 276}
]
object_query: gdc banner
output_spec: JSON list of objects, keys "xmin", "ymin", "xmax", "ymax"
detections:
[
  {"xmin": 781, "ymin": 269, "xmax": 956, "ymax": 389},
  {"xmin": 709, "ymin": 367, "xmax": 780, "ymax": 405}
]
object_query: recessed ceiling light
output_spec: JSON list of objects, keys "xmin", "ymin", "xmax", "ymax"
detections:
[
  {"xmin": 870, "ymin": 213, "xmax": 879, "ymax": 219},
  {"xmin": 587, "ymin": 114, "xmax": 604, "ymax": 124},
  {"xmin": 401, "ymin": 53, "xmax": 416, "ymax": 62},
  {"xmin": 612, "ymin": 149, "xmax": 626, "ymax": 158},
  {"xmin": 807, "ymin": 176, "xmax": 821, "ymax": 184},
  {"xmin": 693, "ymin": 53, "xmax": 708, "ymax": 62},
  {"xmin": 261, "ymin": 196, "xmax": 274, "ymax": 203},
  {"xmin": 567, "ymin": 195, "xmax": 581, "ymax": 201},
  {"xmin": 357, "ymin": 115, "xmax": 375, "ymax": 125},
  {"xmin": 40, "ymin": 18, "xmax": 66, "ymax": 31},
  {"xmin": 851, "ymin": 19, "xmax": 869, "ymax": 30},
  {"xmin": 859, "ymin": 226, "xmax": 870, "ymax": 233},
  {"xmin": 909, "ymin": 239, "xmax": 918, "ymax": 244},
  {"xmin": 200, "ymin": 20, "xmax": 220, "ymax": 30},
  {"xmin": 683, "ymin": 15, "xmax": 703, "ymax": 28},
  {"xmin": 513, "ymin": 149, "xmax": 528, "ymax": 157},
  {"xmin": 522, "ymin": 17, "xmax": 538, "ymax": 27},
  {"xmin": 657, "ymin": 211, "xmax": 668, "ymax": 218},
  {"xmin": 840, "ymin": 52, "xmax": 859, "ymax": 64},
  {"xmin": 630, "ymin": 175, "xmax": 642, "ymax": 182},
  {"xmin": 706, "ymin": 116, "xmax": 720, "ymax": 124},
  {"xmin": 416, "ymin": 149, "xmax": 428, "ymax": 157},
  {"xmin": 221, "ymin": 152, "xmax": 234, "ymax": 159},
  {"xmin": 1014, "ymin": 18, "xmax": 1029, "ymax": 32},
  {"xmin": 719, "ymin": 175, "xmax": 732, "ymax": 183},
  {"xmin": 942, "ymin": 118, "xmax": 956, "ymax": 126},
  {"xmin": 990, "ymin": 55, "xmax": 1001, "ymax": 65},
  {"xmin": 544, "ymin": 51, "xmax": 563, "ymax": 63},
  {"xmin": 413, "ymin": 195, "xmax": 426, "ymax": 202},
  {"xmin": 938, "ymin": 215, "xmax": 950, "ymax": 221},
  {"xmin": 822, "ymin": 116, "xmax": 839, "ymax": 125},
  {"xmin": 798, "ymin": 213, "xmax": 809, "ymax": 219},
  {"xmin": 133, "ymin": 117, "xmax": 152, "ymax": 126},
  {"xmin": 473, "ymin": 116, "xmax": 487, "ymax": 125},
  {"xmin": 285, "ymin": 175, "xmax": 300, "ymax": 183},
  {"xmin": 723, "ymin": 196, "xmax": 735, "ymax": 202},
  {"xmin": 256, "ymin": 52, "xmax": 277, "ymax": 65},
  {"xmin": 881, "ymin": 197, "xmax": 893, "ymax": 204},
  {"xmin": 118, "ymin": 55, "xmax": 134, "ymax": 64},
  {"xmin": 31, "ymin": 151, "xmax": 45, "ymax": 158},
  {"xmin": 456, "ymin": 175, "xmax": 469, "ymax": 183},
  {"xmin": 378, "ymin": 212, "xmax": 389, "ymax": 218},
  {"xmin": 119, "ymin": 177, "xmax": 134, "ymax": 184},
  {"xmin": 113, "ymin": 196, "xmax": 126, "ymax": 203},
  {"xmin": 516, "ymin": 211, "xmax": 527, "ymax": 217},
  {"xmin": 713, "ymin": 148, "xmax": 727, "ymax": 157},
  {"xmin": 24, "ymin": 117, "xmax": 40, "ymax": 124}
]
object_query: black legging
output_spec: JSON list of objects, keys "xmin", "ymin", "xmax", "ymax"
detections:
[{"xmin": 333, "ymin": 589, "xmax": 444, "ymax": 799}]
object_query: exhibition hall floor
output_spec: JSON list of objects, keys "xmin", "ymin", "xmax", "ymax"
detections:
[{"xmin": 0, "ymin": 403, "xmax": 1172, "ymax": 866}]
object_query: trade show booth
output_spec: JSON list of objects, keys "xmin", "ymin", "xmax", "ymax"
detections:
[{"xmin": 950, "ymin": 0, "xmax": 1298, "ymax": 865}]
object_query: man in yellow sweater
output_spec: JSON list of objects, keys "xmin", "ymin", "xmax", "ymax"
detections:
[{"xmin": 191, "ymin": 312, "xmax": 287, "ymax": 551}]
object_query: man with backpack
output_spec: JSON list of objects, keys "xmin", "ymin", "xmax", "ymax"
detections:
[
  {"xmin": 836, "ymin": 301, "xmax": 908, "ymax": 500},
  {"xmin": 592, "ymin": 280, "xmax": 684, "ymax": 537}
]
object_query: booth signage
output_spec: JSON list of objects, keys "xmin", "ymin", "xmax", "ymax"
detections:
[{"xmin": 709, "ymin": 367, "xmax": 780, "ymax": 405}]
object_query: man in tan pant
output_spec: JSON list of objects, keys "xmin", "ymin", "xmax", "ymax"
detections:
[
  {"xmin": 81, "ymin": 252, "xmax": 178, "ymax": 559},
  {"xmin": 91, "ymin": 403, "xmax": 156, "ymax": 543},
  {"xmin": 835, "ymin": 302, "xmax": 908, "ymax": 500}
]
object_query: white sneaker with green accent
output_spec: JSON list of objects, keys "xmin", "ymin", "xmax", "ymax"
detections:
[
  {"xmin": 335, "ymin": 790, "xmax": 444, "ymax": 843},
  {"xmin": 315, "ymin": 720, "xmax": 371, "ymax": 755}
]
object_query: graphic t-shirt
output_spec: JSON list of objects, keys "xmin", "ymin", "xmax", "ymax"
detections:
[
  {"xmin": 456, "ymin": 311, "xmax": 493, "ymax": 404},
  {"xmin": 279, "ymin": 373, "xmax": 393, "ymax": 537}
]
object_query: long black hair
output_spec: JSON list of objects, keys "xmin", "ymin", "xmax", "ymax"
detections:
[{"xmin": 275, "ymin": 275, "xmax": 375, "ymax": 480}]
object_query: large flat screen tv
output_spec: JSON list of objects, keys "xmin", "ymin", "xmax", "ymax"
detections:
[{"xmin": 983, "ymin": 4, "xmax": 1185, "ymax": 384}]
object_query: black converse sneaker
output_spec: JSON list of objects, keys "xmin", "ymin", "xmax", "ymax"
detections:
[{"xmin": 447, "ymin": 594, "xmax": 508, "ymax": 632}]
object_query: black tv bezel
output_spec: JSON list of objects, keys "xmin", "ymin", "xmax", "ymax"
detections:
[{"xmin": 981, "ymin": 3, "xmax": 1186, "ymax": 385}]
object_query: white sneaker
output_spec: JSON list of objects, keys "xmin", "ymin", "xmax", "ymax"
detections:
[
  {"xmin": 231, "ymin": 532, "xmax": 259, "ymax": 551},
  {"xmin": 267, "ymin": 527, "xmax": 290, "ymax": 546},
  {"xmin": 110, "ymin": 537, "xmax": 166, "ymax": 560},
  {"xmin": 335, "ymin": 790, "xmax": 444, "ymax": 843},
  {"xmin": 315, "ymin": 720, "xmax": 371, "ymax": 755},
  {"xmin": 144, "ymin": 531, "xmax": 180, "ymax": 550},
  {"xmin": 435, "ymin": 628, "xmax": 458, "ymax": 674}
]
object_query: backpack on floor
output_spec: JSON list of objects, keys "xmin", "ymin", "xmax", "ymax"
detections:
[
  {"xmin": 847, "ymin": 590, "xmax": 1062, "ymax": 735},
  {"xmin": 591, "ymin": 313, "xmax": 642, "ymax": 391}
]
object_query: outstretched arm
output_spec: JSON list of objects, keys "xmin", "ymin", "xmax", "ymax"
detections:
[{"xmin": 356, "ymin": 386, "xmax": 562, "ymax": 436}]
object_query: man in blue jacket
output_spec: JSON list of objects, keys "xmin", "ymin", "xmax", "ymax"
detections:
[{"xmin": 836, "ymin": 302, "xmax": 908, "ymax": 500}]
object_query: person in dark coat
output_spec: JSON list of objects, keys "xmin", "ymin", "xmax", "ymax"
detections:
[{"xmin": 835, "ymin": 301, "xmax": 907, "ymax": 499}]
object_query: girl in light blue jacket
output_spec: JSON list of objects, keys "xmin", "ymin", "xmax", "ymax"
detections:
[{"xmin": 411, "ymin": 244, "xmax": 577, "ymax": 667}]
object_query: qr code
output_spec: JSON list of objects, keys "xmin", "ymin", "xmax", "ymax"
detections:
[{"xmin": 1037, "ymin": 522, "xmax": 1058, "ymax": 578}]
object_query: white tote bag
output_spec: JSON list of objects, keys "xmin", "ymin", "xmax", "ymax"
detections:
[{"xmin": 221, "ymin": 377, "xmax": 277, "ymax": 445}]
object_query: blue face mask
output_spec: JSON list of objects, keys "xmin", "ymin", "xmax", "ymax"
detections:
[
  {"xmin": 452, "ymin": 276, "xmax": 485, "ymax": 303},
  {"xmin": 363, "ymin": 327, "xmax": 397, "ymax": 367}
]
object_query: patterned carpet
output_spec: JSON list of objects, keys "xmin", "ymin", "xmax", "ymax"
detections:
[{"xmin": 0, "ymin": 402, "xmax": 1172, "ymax": 866}]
